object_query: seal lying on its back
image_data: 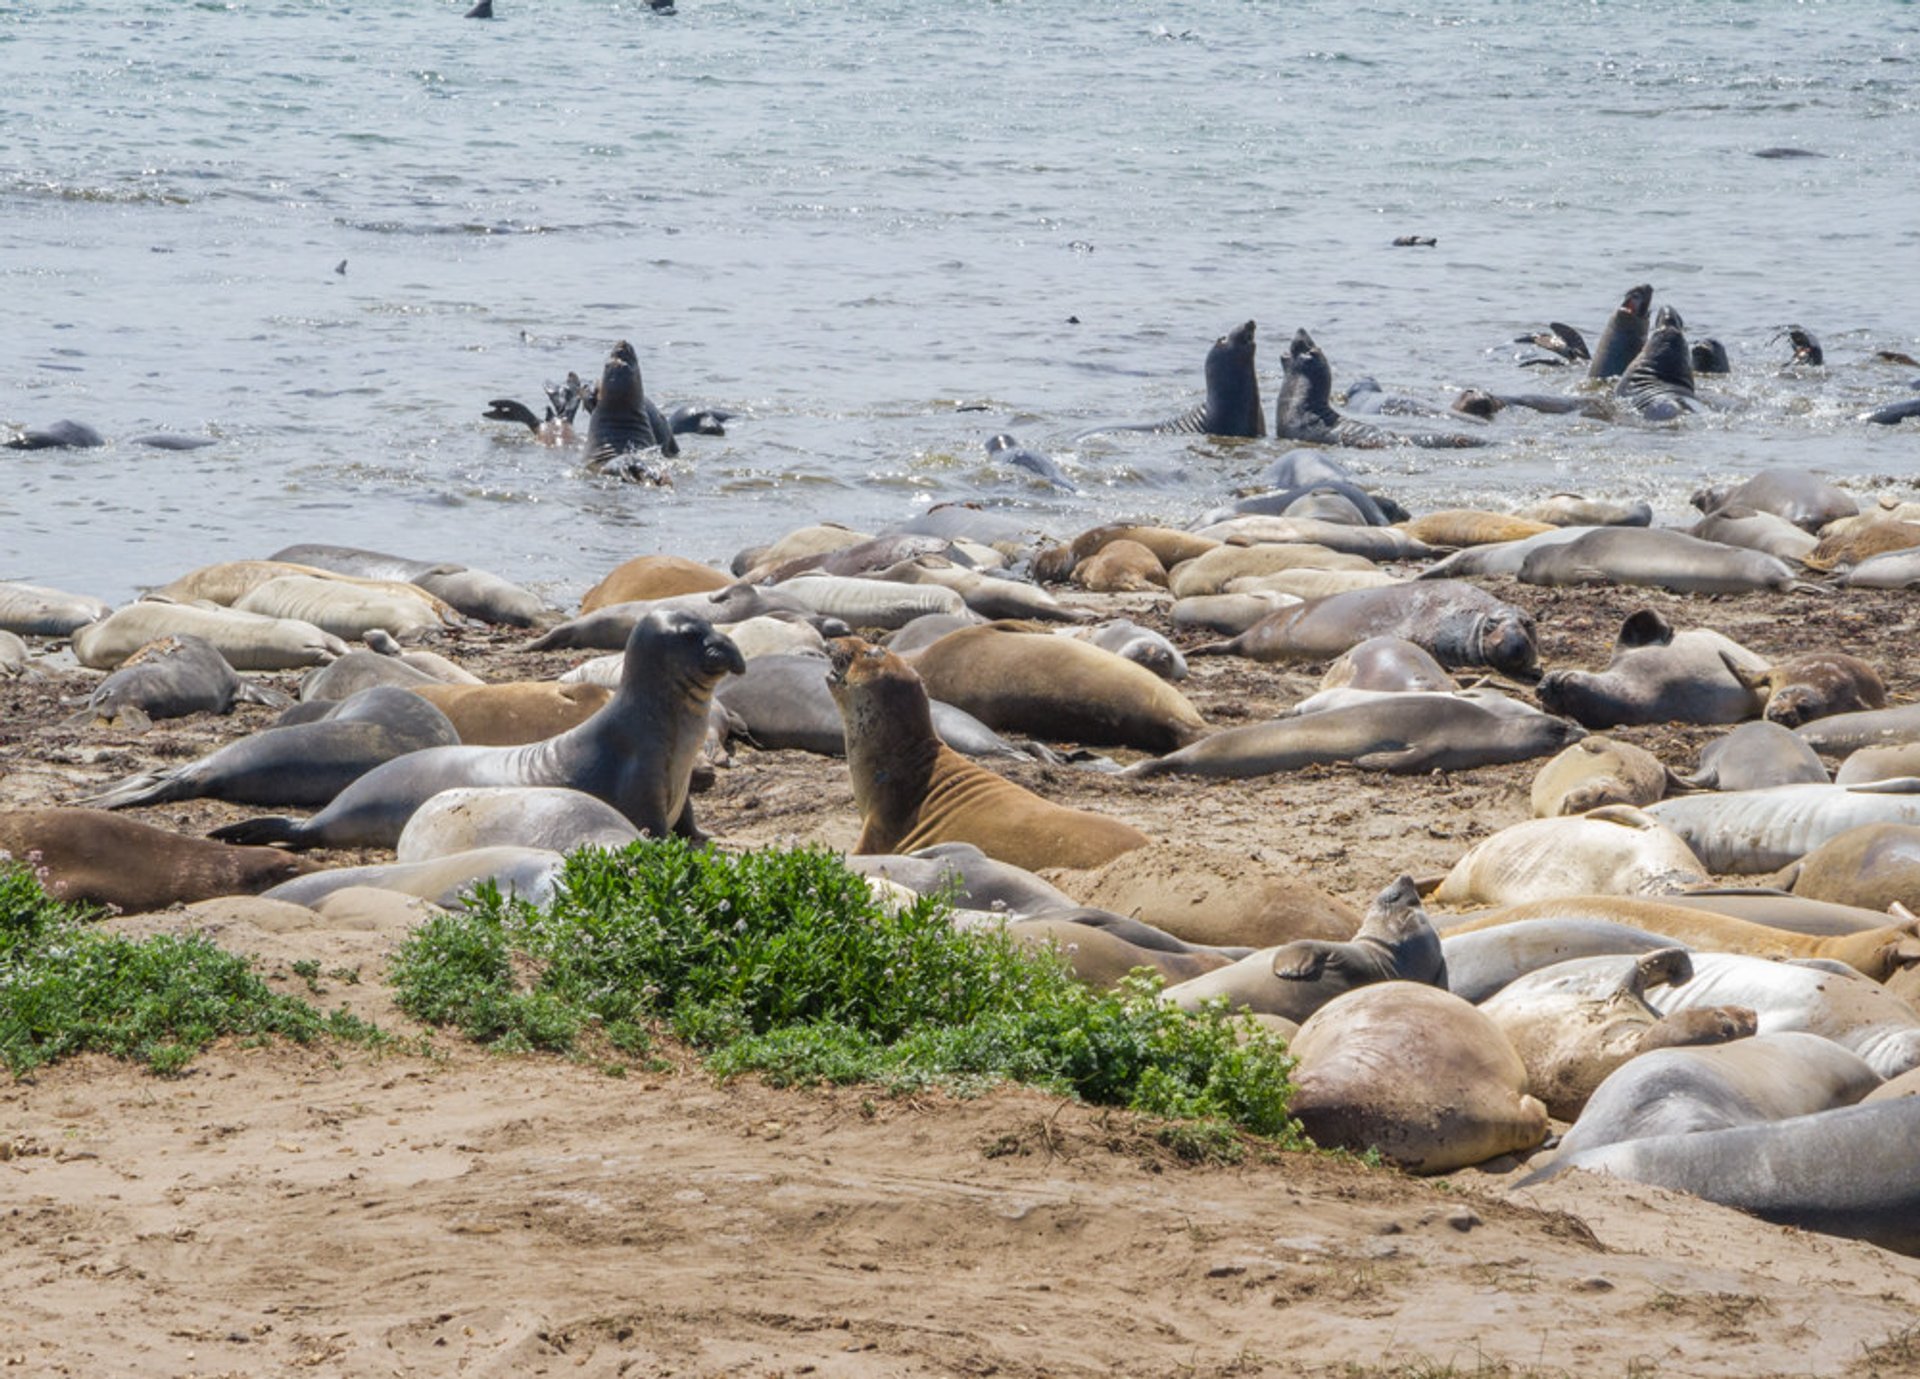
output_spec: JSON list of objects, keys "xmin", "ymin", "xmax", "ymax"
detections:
[
  {"xmin": 210, "ymin": 610, "xmax": 743, "ymax": 850},
  {"xmin": 1535, "ymin": 609, "xmax": 1769, "ymax": 729},
  {"xmin": 585, "ymin": 340, "xmax": 679, "ymax": 480},
  {"xmin": 1084, "ymin": 320, "xmax": 1264, "ymax": 439},
  {"xmin": 1273, "ymin": 329, "xmax": 1485, "ymax": 449}
]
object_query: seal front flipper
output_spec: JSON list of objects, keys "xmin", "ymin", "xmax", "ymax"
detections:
[
  {"xmin": 484, "ymin": 399, "xmax": 545, "ymax": 433},
  {"xmin": 1271, "ymin": 941, "xmax": 1334, "ymax": 982},
  {"xmin": 668, "ymin": 404, "xmax": 732, "ymax": 437}
]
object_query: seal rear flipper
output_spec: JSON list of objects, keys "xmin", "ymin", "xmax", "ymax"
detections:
[
  {"xmin": 207, "ymin": 816, "xmax": 308, "ymax": 849},
  {"xmin": 235, "ymin": 681, "xmax": 294, "ymax": 711},
  {"xmin": 76, "ymin": 770, "xmax": 186, "ymax": 811},
  {"xmin": 61, "ymin": 703, "xmax": 153, "ymax": 733}
]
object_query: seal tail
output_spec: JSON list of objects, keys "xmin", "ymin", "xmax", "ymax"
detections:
[
  {"xmin": 76, "ymin": 770, "xmax": 189, "ymax": 811},
  {"xmin": 1187, "ymin": 639, "xmax": 1240, "ymax": 658},
  {"xmin": 208, "ymin": 817, "xmax": 308, "ymax": 849}
]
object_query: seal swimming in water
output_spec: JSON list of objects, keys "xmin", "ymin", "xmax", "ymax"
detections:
[
  {"xmin": 584, "ymin": 340, "xmax": 680, "ymax": 481},
  {"xmin": 1081, "ymin": 320, "xmax": 1264, "ymax": 439},
  {"xmin": 209, "ymin": 609, "xmax": 744, "ymax": 850},
  {"xmin": 1273, "ymin": 329, "xmax": 1486, "ymax": 449},
  {"xmin": 1586, "ymin": 283, "xmax": 1653, "ymax": 380},
  {"xmin": 3, "ymin": 420, "xmax": 105, "ymax": 450}
]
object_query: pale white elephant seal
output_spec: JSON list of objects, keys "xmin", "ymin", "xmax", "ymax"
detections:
[
  {"xmin": 1427, "ymin": 807, "xmax": 1707, "ymax": 908},
  {"xmin": 263, "ymin": 846, "xmax": 567, "ymax": 911},
  {"xmin": 1530, "ymin": 737, "xmax": 1672, "ymax": 817},
  {"xmin": 1648, "ymin": 780, "xmax": 1920, "ymax": 874},
  {"xmin": 394, "ymin": 787, "xmax": 641, "ymax": 863}
]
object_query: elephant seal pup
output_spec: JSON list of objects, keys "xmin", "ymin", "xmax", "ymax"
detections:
[
  {"xmin": 0, "ymin": 630, "xmax": 31, "ymax": 678},
  {"xmin": 1124, "ymin": 695, "xmax": 1581, "ymax": 780},
  {"xmin": 1060, "ymin": 620, "xmax": 1187, "ymax": 682},
  {"xmin": 905, "ymin": 623, "xmax": 1207, "ymax": 752},
  {"xmin": 1586, "ymin": 283, "xmax": 1653, "ymax": 380},
  {"xmin": 1045, "ymin": 840, "xmax": 1360, "ymax": 949},
  {"xmin": 1530, "ymin": 737, "xmax": 1672, "ymax": 817},
  {"xmin": 526, "ymin": 585, "xmax": 809, "ymax": 653},
  {"xmin": 1518, "ymin": 527, "xmax": 1803, "ymax": 595},
  {"xmin": 1274, "ymin": 329, "xmax": 1486, "ymax": 449},
  {"xmin": 82, "ymin": 687, "xmax": 462, "ymax": 812},
  {"xmin": 1009, "ymin": 919, "xmax": 1229, "ymax": 990},
  {"xmin": 827, "ymin": 637, "xmax": 1148, "ymax": 872},
  {"xmin": 211, "ymin": 610, "xmax": 744, "ymax": 850},
  {"xmin": 1288, "ymin": 983, "xmax": 1550, "ymax": 1174},
  {"xmin": 409, "ymin": 681, "xmax": 613, "ymax": 746},
  {"xmin": 1516, "ymin": 494, "xmax": 1653, "ymax": 529},
  {"xmin": 1072, "ymin": 540, "xmax": 1167, "ymax": 593},
  {"xmin": 0, "ymin": 809, "xmax": 317, "ymax": 913},
  {"xmin": 68, "ymin": 634, "xmax": 289, "ymax": 730},
  {"xmin": 1536, "ymin": 609, "xmax": 1769, "ymax": 730},
  {"xmin": 1691, "ymin": 467, "xmax": 1859, "ymax": 534},
  {"xmin": 1779, "ymin": 823, "xmax": 1920, "ymax": 913},
  {"xmin": 1194, "ymin": 581, "xmax": 1540, "ymax": 681},
  {"xmin": 1614, "ymin": 306, "xmax": 1701, "ymax": 420},
  {"xmin": 0, "ymin": 581, "xmax": 110, "ymax": 637},
  {"xmin": 1441, "ymin": 918, "xmax": 1688, "ymax": 1004},
  {"xmin": 395, "ymin": 786, "xmax": 640, "ymax": 863},
  {"xmin": 1532, "ymin": 1097, "xmax": 1920, "ymax": 1255},
  {"xmin": 1540, "ymin": 1032, "xmax": 1881, "ymax": 1170},
  {"xmin": 1650, "ymin": 781, "xmax": 1920, "ymax": 874},
  {"xmin": 1400, "ymin": 510, "xmax": 1556, "ymax": 548},
  {"xmin": 1160, "ymin": 875, "xmax": 1445, "ymax": 1023},
  {"xmin": 1749, "ymin": 652, "xmax": 1887, "ymax": 728},
  {"xmin": 584, "ymin": 339, "xmax": 678, "ymax": 479},
  {"xmin": 263, "ymin": 846, "xmax": 567, "ymax": 912},
  {"xmin": 1320, "ymin": 636, "xmax": 1453, "ymax": 693},
  {"xmin": 72, "ymin": 602, "xmax": 349, "ymax": 672},
  {"xmin": 879, "ymin": 557, "xmax": 1082, "ymax": 623},
  {"xmin": 1084, "ymin": 319, "xmax": 1264, "ymax": 438},
  {"xmin": 581, "ymin": 554, "xmax": 732, "ymax": 612},
  {"xmin": 1683, "ymin": 721, "xmax": 1829, "ymax": 791},
  {"xmin": 1480, "ymin": 949, "xmax": 1757, "ymax": 1120},
  {"xmin": 1427, "ymin": 807, "xmax": 1707, "ymax": 908}
]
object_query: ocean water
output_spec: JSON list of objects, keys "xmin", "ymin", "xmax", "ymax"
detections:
[{"xmin": 3, "ymin": 0, "xmax": 1917, "ymax": 606}]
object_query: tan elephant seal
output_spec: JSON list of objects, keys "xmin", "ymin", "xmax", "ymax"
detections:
[
  {"xmin": 1063, "ymin": 523, "xmax": 1219, "ymax": 572},
  {"xmin": 1008, "ymin": 918, "xmax": 1229, "ymax": 990},
  {"xmin": 1736, "ymin": 651, "xmax": 1888, "ymax": 728},
  {"xmin": 1166, "ymin": 543, "xmax": 1375, "ymax": 598},
  {"xmin": 1073, "ymin": 539, "xmax": 1167, "ymax": 592},
  {"xmin": 1801, "ymin": 519, "xmax": 1920, "ymax": 572},
  {"xmin": 1160, "ymin": 875, "xmax": 1444, "ymax": 1022},
  {"xmin": 1288, "ymin": 982, "xmax": 1550, "ymax": 1174},
  {"xmin": 1427, "ymin": 807, "xmax": 1708, "ymax": 908},
  {"xmin": 0, "ymin": 809, "xmax": 317, "ymax": 913},
  {"xmin": 581, "ymin": 554, "xmax": 733, "ymax": 612},
  {"xmin": 1399, "ymin": 509, "xmax": 1556, "ymax": 548},
  {"xmin": 827, "ymin": 637, "xmax": 1150, "ymax": 872},
  {"xmin": 232, "ymin": 574, "xmax": 455, "ymax": 642},
  {"xmin": 1222, "ymin": 567, "xmax": 1400, "ymax": 600},
  {"xmin": 410, "ymin": 681, "xmax": 613, "ymax": 745},
  {"xmin": 1780, "ymin": 822, "xmax": 1920, "ymax": 913},
  {"xmin": 1045, "ymin": 840, "xmax": 1360, "ymax": 949},
  {"xmin": 1479, "ymin": 949, "xmax": 1757, "ymax": 1120},
  {"xmin": 72, "ymin": 601, "xmax": 349, "ymax": 671},
  {"xmin": 1530, "ymin": 737, "xmax": 1673, "ymax": 817}
]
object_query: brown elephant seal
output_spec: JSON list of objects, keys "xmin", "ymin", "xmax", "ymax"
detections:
[
  {"xmin": 394, "ymin": 786, "xmax": 640, "ymax": 862},
  {"xmin": 732, "ymin": 523, "xmax": 871, "ymax": 576},
  {"xmin": 1044, "ymin": 841, "xmax": 1360, "ymax": 949},
  {"xmin": 1803, "ymin": 519, "xmax": 1920, "ymax": 572},
  {"xmin": 1779, "ymin": 823, "xmax": 1920, "ymax": 913},
  {"xmin": 209, "ymin": 609, "xmax": 744, "ymax": 851},
  {"xmin": 904, "ymin": 623, "xmax": 1207, "ymax": 752},
  {"xmin": 1682, "ymin": 721, "xmax": 1829, "ymax": 791},
  {"xmin": 1160, "ymin": 875, "xmax": 1445, "ymax": 1022},
  {"xmin": 1428, "ymin": 807, "xmax": 1707, "ymax": 908},
  {"xmin": 581, "ymin": 554, "xmax": 732, "ymax": 612},
  {"xmin": 66, "ymin": 633, "xmax": 289, "ymax": 730},
  {"xmin": 1530, "ymin": 737, "xmax": 1672, "ymax": 817},
  {"xmin": 1288, "ymin": 983, "xmax": 1549, "ymax": 1173},
  {"xmin": 1320, "ymin": 636, "xmax": 1453, "ymax": 693},
  {"xmin": 1479, "ymin": 949, "xmax": 1756, "ymax": 1120},
  {"xmin": 1837, "ymin": 742, "xmax": 1920, "ymax": 785},
  {"xmin": 827, "ymin": 637, "xmax": 1148, "ymax": 872},
  {"xmin": 0, "ymin": 809, "xmax": 317, "ymax": 913},
  {"xmin": 1072, "ymin": 539, "xmax": 1167, "ymax": 593},
  {"xmin": 1009, "ymin": 918, "xmax": 1229, "ymax": 990},
  {"xmin": 409, "ymin": 681, "xmax": 613, "ymax": 745},
  {"xmin": 1399, "ymin": 510, "xmax": 1556, "ymax": 548},
  {"xmin": 1535, "ymin": 609, "xmax": 1768, "ymax": 729},
  {"xmin": 1193, "ymin": 580, "xmax": 1540, "ymax": 681},
  {"xmin": 1741, "ymin": 652, "xmax": 1888, "ymax": 728}
]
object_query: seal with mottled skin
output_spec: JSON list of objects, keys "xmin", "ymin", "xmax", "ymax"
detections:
[
  {"xmin": 394, "ymin": 786, "xmax": 641, "ymax": 863},
  {"xmin": 0, "ymin": 808, "xmax": 317, "ymax": 913},
  {"xmin": 1274, "ymin": 329, "xmax": 1486, "ymax": 449},
  {"xmin": 1748, "ymin": 652, "xmax": 1887, "ymax": 728},
  {"xmin": 1649, "ymin": 781, "xmax": 1920, "ymax": 874},
  {"xmin": 584, "ymin": 339, "xmax": 679, "ymax": 480},
  {"xmin": 1586, "ymin": 283, "xmax": 1653, "ymax": 380},
  {"xmin": 1777, "ymin": 823, "xmax": 1920, "ymax": 913},
  {"xmin": 67, "ymin": 634, "xmax": 289, "ymax": 730},
  {"xmin": 1529, "ymin": 736, "xmax": 1673, "ymax": 817},
  {"xmin": 1682, "ymin": 720, "xmax": 1829, "ymax": 791},
  {"xmin": 826, "ymin": 637, "xmax": 1149, "ymax": 872},
  {"xmin": 209, "ymin": 610, "xmax": 743, "ymax": 850},
  {"xmin": 1535, "ymin": 609, "xmax": 1769, "ymax": 729},
  {"xmin": 1428, "ymin": 806, "xmax": 1707, "ymax": 908},
  {"xmin": 0, "ymin": 581, "xmax": 110, "ymax": 637},
  {"xmin": 1084, "ymin": 320, "xmax": 1264, "ymax": 439}
]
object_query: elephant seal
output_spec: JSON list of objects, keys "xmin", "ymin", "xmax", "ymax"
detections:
[
  {"xmin": 1288, "ymin": 982, "xmax": 1549, "ymax": 1174},
  {"xmin": 0, "ymin": 581, "xmax": 110, "ymax": 637},
  {"xmin": 1532, "ymin": 1098, "xmax": 1920, "ymax": 1255},
  {"xmin": 0, "ymin": 630, "xmax": 30, "ymax": 679},
  {"xmin": 1441, "ymin": 918, "xmax": 1690, "ymax": 1004},
  {"xmin": 1749, "ymin": 652, "xmax": 1887, "ymax": 728},
  {"xmin": 1086, "ymin": 319, "xmax": 1264, "ymax": 438},
  {"xmin": 3, "ymin": 419, "xmax": 106, "ymax": 450},
  {"xmin": 233, "ymin": 574, "xmax": 453, "ymax": 642},
  {"xmin": 1009, "ymin": 919, "xmax": 1229, "ymax": 990},
  {"xmin": 1170, "ymin": 592, "xmax": 1302, "ymax": 637},
  {"xmin": 394, "ymin": 786, "xmax": 640, "ymax": 863},
  {"xmin": 1778, "ymin": 823, "xmax": 1920, "ymax": 913},
  {"xmin": 1649, "ymin": 781, "xmax": 1920, "ymax": 874},
  {"xmin": 1058, "ymin": 522, "xmax": 1219, "ymax": 574},
  {"xmin": 1320, "ymin": 636, "xmax": 1453, "ymax": 693},
  {"xmin": 210, "ymin": 609, "xmax": 743, "ymax": 850},
  {"xmin": 1586, "ymin": 283, "xmax": 1653, "ymax": 380},
  {"xmin": 1195, "ymin": 581, "xmax": 1540, "ymax": 682},
  {"xmin": 72, "ymin": 602, "xmax": 349, "ymax": 672},
  {"xmin": 1199, "ymin": 479, "xmax": 1399, "ymax": 528},
  {"xmin": 81, "ymin": 686, "xmax": 461, "ymax": 811},
  {"xmin": 1124, "ymin": 694, "xmax": 1581, "ymax": 780},
  {"xmin": 1803, "ymin": 519, "xmax": 1920, "ymax": 572},
  {"xmin": 1063, "ymin": 620, "xmax": 1187, "ymax": 681},
  {"xmin": 1046, "ymin": 841, "xmax": 1360, "ymax": 949},
  {"xmin": 1518, "ymin": 527, "xmax": 1803, "ymax": 595},
  {"xmin": 1428, "ymin": 807, "xmax": 1707, "ymax": 908},
  {"xmin": 1614, "ymin": 306, "xmax": 1701, "ymax": 420},
  {"xmin": 67, "ymin": 634, "xmax": 288, "ymax": 730},
  {"xmin": 1530, "ymin": 737, "xmax": 1672, "ymax": 816},
  {"xmin": 1160, "ymin": 875, "xmax": 1445, "ymax": 1023},
  {"xmin": 263, "ymin": 846, "xmax": 566, "ymax": 912},
  {"xmin": 584, "ymin": 340, "xmax": 679, "ymax": 479},
  {"xmin": 1167, "ymin": 543, "xmax": 1374, "ymax": 598},
  {"xmin": 297, "ymin": 649, "xmax": 448, "ymax": 701},
  {"xmin": 266, "ymin": 544, "xmax": 552, "ymax": 627},
  {"xmin": 879, "ymin": 557, "xmax": 1082, "ymax": 623},
  {"xmin": 1837, "ymin": 742, "xmax": 1920, "ymax": 786},
  {"xmin": 1534, "ymin": 1032, "xmax": 1881, "ymax": 1168},
  {"xmin": 844, "ymin": 843, "xmax": 1078, "ymax": 917},
  {"xmin": 1417, "ymin": 527, "xmax": 1593, "ymax": 581},
  {"xmin": 0, "ymin": 808, "xmax": 317, "ymax": 913},
  {"xmin": 525, "ymin": 585, "xmax": 809, "ymax": 652},
  {"xmin": 1274, "ymin": 329, "xmax": 1485, "ymax": 449},
  {"xmin": 1515, "ymin": 494, "xmax": 1653, "ymax": 529},
  {"xmin": 1796, "ymin": 702, "xmax": 1920, "ymax": 757},
  {"xmin": 1073, "ymin": 539, "xmax": 1167, "ymax": 592},
  {"xmin": 1683, "ymin": 721, "xmax": 1830, "ymax": 791},
  {"xmin": 1480, "ymin": 949, "xmax": 1756, "ymax": 1120},
  {"xmin": 1656, "ymin": 891, "xmax": 1899, "ymax": 937},
  {"xmin": 1400, "ymin": 510, "xmax": 1556, "ymax": 548},
  {"xmin": 1863, "ymin": 396, "xmax": 1920, "ymax": 426},
  {"xmin": 1687, "ymin": 504, "xmax": 1819, "ymax": 563},
  {"xmin": 827, "ymin": 637, "xmax": 1149, "ymax": 872},
  {"xmin": 985, "ymin": 433, "xmax": 1076, "ymax": 491},
  {"xmin": 905, "ymin": 623, "xmax": 1207, "ymax": 752},
  {"xmin": 581, "ymin": 554, "xmax": 732, "ymax": 612},
  {"xmin": 1690, "ymin": 337, "xmax": 1731, "ymax": 374},
  {"xmin": 409, "ymin": 681, "xmax": 613, "ymax": 746},
  {"xmin": 1535, "ymin": 609, "xmax": 1768, "ymax": 729},
  {"xmin": 1191, "ymin": 515, "xmax": 1436, "ymax": 562},
  {"xmin": 1690, "ymin": 468, "xmax": 1858, "ymax": 533}
]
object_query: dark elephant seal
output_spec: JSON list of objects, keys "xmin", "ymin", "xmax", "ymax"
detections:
[
  {"xmin": 1160, "ymin": 875, "xmax": 1445, "ymax": 1023},
  {"xmin": 209, "ymin": 610, "xmax": 743, "ymax": 850},
  {"xmin": 827, "ymin": 637, "xmax": 1149, "ymax": 872},
  {"xmin": 1536, "ymin": 609, "xmax": 1769, "ymax": 729},
  {"xmin": 1690, "ymin": 337, "xmax": 1731, "ymax": 374},
  {"xmin": 1194, "ymin": 580, "xmax": 1540, "ymax": 682},
  {"xmin": 1615, "ymin": 307, "xmax": 1701, "ymax": 420},
  {"xmin": 1683, "ymin": 721, "xmax": 1830, "ymax": 791},
  {"xmin": 67, "ymin": 634, "xmax": 288, "ymax": 730},
  {"xmin": 1084, "ymin": 319, "xmax": 1263, "ymax": 439},
  {"xmin": 584, "ymin": 340, "xmax": 679, "ymax": 480},
  {"xmin": 0, "ymin": 808, "xmax": 316, "ymax": 913},
  {"xmin": 1586, "ymin": 283, "xmax": 1653, "ymax": 380},
  {"xmin": 1518, "ymin": 527, "xmax": 1803, "ymax": 595},
  {"xmin": 1690, "ymin": 467, "xmax": 1858, "ymax": 533},
  {"xmin": 1198, "ymin": 479, "xmax": 1400, "ymax": 529},
  {"xmin": 3, "ymin": 419, "xmax": 106, "ymax": 450},
  {"xmin": 81, "ymin": 686, "xmax": 462, "ymax": 811},
  {"xmin": 1274, "ymin": 329, "xmax": 1485, "ymax": 449},
  {"xmin": 1863, "ymin": 396, "xmax": 1920, "ymax": 426}
]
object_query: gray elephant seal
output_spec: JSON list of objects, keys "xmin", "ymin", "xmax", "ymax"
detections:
[
  {"xmin": 210, "ymin": 610, "xmax": 744, "ymax": 850},
  {"xmin": 1683, "ymin": 720, "xmax": 1830, "ymax": 791},
  {"xmin": 67, "ymin": 633, "xmax": 288, "ymax": 730},
  {"xmin": 1518, "ymin": 527, "xmax": 1803, "ymax": 595},
  {"xmin": 1614, "ymin": 306, "xmax": 1701, "ymax": 420},
  {"xmin": 3, "ymin": 419, "xmax": 106, "ymax": 450},
  {"xmin": 1690, "ymin": 467, "xmax": 1858, "ymax": 533},
  {"xmin": 1094, "ymin": 319, "xmax": 1264, "ymax": 439},
  {"xmin": 1274, "ymin": 329, "xmax": 1485, "ymax": 449},
  {"xmin": 1586, "ymin": 283, "xmax": 1653, "ymax": 380},
  {"xmin": 584, "ymin": 339, "xmax": 679, "ymax": 479},
  {"xmin": 1536, "ymin": 609, "xmax": 1768, "ymax": 729}
]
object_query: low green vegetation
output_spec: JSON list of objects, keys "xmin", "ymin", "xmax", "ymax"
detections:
[
  {"xmin": 0, "ymin": 861, "xmax": 376, "ymax": 1076},
  {"xmin": 389, "ymin": 839, "xmax": 1305, "ymax": 1148}
]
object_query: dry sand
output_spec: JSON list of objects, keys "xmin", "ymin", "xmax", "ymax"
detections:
[{"xmin": 4, "ymin": 578, "xmax": 1920, "ymax": 1376}]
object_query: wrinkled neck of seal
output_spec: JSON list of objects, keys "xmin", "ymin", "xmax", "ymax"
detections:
[{"xmin": 830, "ymin": 642, "xmax": 941, "ymax": 849}]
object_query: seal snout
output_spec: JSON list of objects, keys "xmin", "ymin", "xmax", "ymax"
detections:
[{"xmin": 704, "ymin": 632, "xmax": 747, "ymax": 678}]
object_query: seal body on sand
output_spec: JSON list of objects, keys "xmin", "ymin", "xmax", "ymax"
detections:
[
  {"xmin": 210, "ymin": 610, "xmax": 744, "ymax": 850},
  {"xmin": 70, "ymin": 634, "xmax": 288, "ymax": 730},
  {"xmin": 264, "ymin": 846, "xmax": 566, "ymax": 912},
  {"xmin": 1837, "ymin": 742, "xmax": 1920, "ymax": 785},
  {"xmin": 1683, "ymin": 721, "xmax": 1829, "ymax": 791},
  {"xmin": 1530, "ymin": 737, "xmax": 1671, "ymax": 816},
  {"xmin": 395, "ymin": 787, "xmax": 640, "ymax": 863},
  {"xmin": 1780, "ymin": 823, "xmax": 1920, "ymax": 912},
  {"xmin": 1691, "ymin": 467, "xmax": 1858, "ymax": 533},
  {"xmin": 581, "ymin": 555, "xmax": 732, "ymax": 612},
  {"xmin": 1288, "ymin": 982, "xmax": 1549, "ymax": 1174},
  {"xmin": 826, "ymin": 637, "xmax": 1149, "ymax": 873},
  {"xmin": 1516, "ymin": 494, "xmax": 1653, "ymax": 528},
  {"xmin": 1088, "ymin": 319, "xmax": 1264, "ymax": 438},
  {"xmin": 72, "ymin": 602, "xmax": 348, "ymax": 672},
  {"xmin": 82, "ymin": 686, "xmax": 462, "ymax": 811},
  {"xmin": 1752, "ymin": 652, "xmax": 1887, "ymax": 728},
  {"xmin": 844, "ymin": 843, "xmax": 1077, "ymax": 917},
  {"xmin": 1649, "ymin": 781, "xmax": 1920, "ymax": 874},
  {"xmin": 1072, "ymin": 539, "xmax": 1167, "ymax": 592},
  {"xmin": 1274, "ymin": 329, "xmax": 1485, "ymax": 449},
  {"xmin": 1195, "ymin": 581, "xmax": 1540, "ymax": 682},
  {"xmin": 1167, "ymin": 543, "xmax": 1374, "ymax": 598},
  {"xmin": 1586, "ymin": 283, "xmax": 1653, "ymax": 380},
  {"xmin": 1518, "ymin": 527, "xmax": 1800, "ymax": 595},
  {"xmin": 1160, "ymin": 876, "xmax": 1445, "ymax": 1023},
  {"xmin": 410, "ymin": 681, "xmax": 613, "ymax": 746},
  {"xmin": 1795, "ymin": 702, "xmax": 1920, "ymax": 757},
  {"xmin": 1400, "ymin": 510, "xmax": 1556, "ymax": 548},
  {"xmin": 584, "ymin": 340, "xmax": 679, "ymax": 478},
  {"xmin": 1536, "ymin": 609, "xmax": 1768, "ymax": 729},
  {"xmin": 1320, "ymin": 636, "xmax": 1453, "ymax": 693},
  {"xmin": 1429, "ymin": 806, "xmax": 1707, "ymax": 907},
  {"xmin": 0, "ymin": 581, "xmax": 110, "ymax": 637},
  {"xmin": 0, "ymin": 809, "xmax": 316, "ymax": 912},
  {"xmin": 1688, "ymin": 505, "xmax": 1819, "ymax": 563}
]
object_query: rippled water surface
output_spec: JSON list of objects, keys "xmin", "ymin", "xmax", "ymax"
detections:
[{"xmin": 4, "ymin": 0, "xmax": 1917, "ymax": 603}]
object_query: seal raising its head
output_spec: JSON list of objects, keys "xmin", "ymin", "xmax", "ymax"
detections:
[
  {"xmin": 1274, "ymin": 330, "xmax": 1484, "ymax": 450},
  {"xmin": 1616, "ymin": 306, "xmax": 1700, "ymax": 420},
  {"xmin": 1587, "ymin": 283, "xmax": 1653, "ymax": 380},
  {"xmin": 585, "ymin": 339, "xmax": 680, "ymax": 481}
]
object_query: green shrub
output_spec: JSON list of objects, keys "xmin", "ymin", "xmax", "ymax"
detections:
[{"xmin": 389, "ymin": 840, "xmax": 1304, "ymax": 1145}]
